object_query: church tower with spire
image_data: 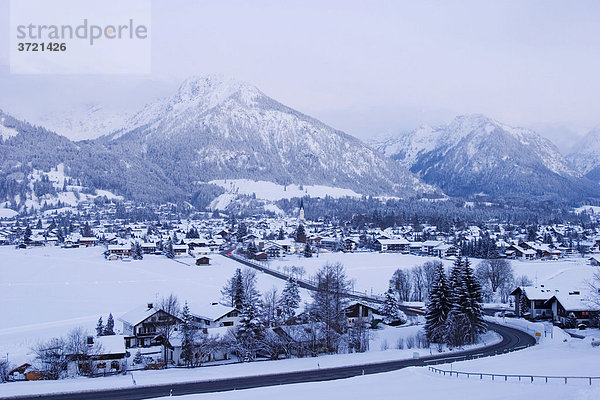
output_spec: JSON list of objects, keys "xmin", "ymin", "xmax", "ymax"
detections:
[{"xmin": 299, "ymin": 198, "xmax": 305, "ymax": 221}]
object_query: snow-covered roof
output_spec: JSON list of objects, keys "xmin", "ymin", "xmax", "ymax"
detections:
[
  {"xmin": 377, "ymin": 238, "xmax": 409, "ymax": 245},
  {"xmin": 95, "ymin": 335, "xmax": 126, "ymax": 354},
  {"xmin": 119, "ymin": 304, "xmax": 159, "ymax": 326},
  {"xmin": 189, "ymin": 303, "xmax": 237, "ymax": 321},
  {"xmin": 546, "ymin": 293, "xmax": 599, "ymax": 312}
]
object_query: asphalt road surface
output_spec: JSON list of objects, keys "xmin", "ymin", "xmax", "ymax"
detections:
[{"xmin": 4, "ymin": 322, "xmax": 535, "ymax": 400}]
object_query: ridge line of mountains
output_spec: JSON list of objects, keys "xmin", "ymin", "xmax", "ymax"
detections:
[{"xmin": 1, "ymin": 74, "xmax": 600, "ymax": 211}]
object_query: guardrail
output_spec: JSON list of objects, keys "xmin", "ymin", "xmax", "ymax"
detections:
[{"xmin": 428, "ymin": 366, "xmax": 600, "ymax": 385}]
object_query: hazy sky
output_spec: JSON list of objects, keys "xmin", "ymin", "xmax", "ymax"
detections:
[{"xmin": 1, "ymin": 0, "xmax": 600, "ymax": 151}]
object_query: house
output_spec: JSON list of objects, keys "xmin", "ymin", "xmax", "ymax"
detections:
[
  {"xmin": 263, "ymin": 242, "xmax": 285, "ymax": 258},
  {"xmin": 344, "ymin": 301, "xmax": 379, "ymax": 325},
  {"xmin": 196, "ymin": 256, "xmax": 211, "ymax": 265},
  {"xmin": 173, "ymin": 244, "xmax": 189, "ymax": 257},
  {"xmin": 106, "ymin": 245, "xmax": 132, "ymax": 260},
  {"xmin": 170, "ymin": 326, "xmax": 232, "ymax": 365},
  {"xmin": 69, "ymin": 335, "xmax": 128, "ymax": 376},
  {"xmin": 510, "ymin": 286, "xmax": 556, "ymax": 319},
  {"xmin": 431, "ymin": 243, "xmax": 460, "ymax": 258},
  {"xmin": 272, "ymin": 322, "xmax": 329, "ymax": 357},
  {"xmin": 344, "ymin": 238, "xmax": 358, "ymax": 252},
  {"xmin": 544, "ymin": 292, "xmax": 599, "ymax": 327},
  {"xmin": 79, "ymin": 237, "xmax": 98, "ymax": 247},
  {"xmin": 141, "ymin": 242, "xmax": 157, "ymax": 254},
  {"xmin": 590, "ymin": 257, "xmax": 600, "ymax": 266},
  {"xmin": 189, "ymin": 303, "xmax": 241, "ymax": 328},
  {"xmin": 119, "ymin": 303, "xmax": 183, "ymax": 349},
  {"xmin": 374, "ymin": 238, "xmax": 409, "ymax": 253},
  {"xmin": 8, "ymin": 363, "xmax": 37, "ymax": 381},
  {"xmin": 506, "ymin": 244, "xmax": 536, "ymax": 260},
  {"xmin": 421, "ymin": 240, "xmax": 443, "ymax": 256},
  {"xmin": 254, "ymin": 252, "xmax": 268, "ymax": 261}
]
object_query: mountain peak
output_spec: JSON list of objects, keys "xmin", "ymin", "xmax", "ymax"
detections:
[{"xmin": 172, "ymin": 74, "xmax": 262, "ymax": 110}]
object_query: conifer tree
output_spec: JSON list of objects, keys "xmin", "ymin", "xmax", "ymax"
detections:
[
  {"xmin": 281, "ymin": 277, "xmax": 301, "ymax": 321},
  {"xmin": 165, "ymin": 238, "xmax": 175, "ymax": 259},
  {"xmin": 304, "ymin": 242, "xmax": 312, "ymax": 258},
  {"xmin": 295, "ymin": 224, "xmax": 306, "ymax": 243},
  {"xmin": 236, "ymin": 289, "xmax": 264, "ymax": 361},
  {"xmin": 380, "ymin": 288, "xmax": 406, "ymax": 325},
  {"xmin": 104, "ymin": 313, "xmax": 115, "ymax": 335},
  {"xmin": 462, "ymin": 258, "xmax": 486, "ymax": 342},
  {"xmin": 180, "ymin": 302, "xmax": 196, "ymax": 367},
  {"xmin": 96, "ymin": 316, "xmax": 104, "ymax": 336},
  {"xmin": 425, "ymin": 264, "xmax": 450, "ymax": 343}
]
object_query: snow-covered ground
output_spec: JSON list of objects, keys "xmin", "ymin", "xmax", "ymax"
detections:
[
  {"xmin": 268, "ymin": 252, "xmax": 596, "ymax": 296},
  {"xmin": 208, "ymin": 179, "xmax": 362, "ymax": 210},
  {"xmin": 146, "ymin": 326, "xmax": 600, "ymax": 400},
  {"xmin": 0, "ymin": 329, "xmax": 500, "ymax": 398},
  {"xmin": 0, "ymin": 246, "xmax": 310, "ymax": 366}
]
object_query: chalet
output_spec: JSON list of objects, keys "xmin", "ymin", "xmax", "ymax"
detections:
[
  {"xmin": 106, "ymin": 245, "xmax": 131, "ymax": 260},
  {"xmin": 196, "ymin": 256, "xmax": 211, "ymax": 265},
  {"xmin": 263, "ymin": 242, "xmax": 285, "ymax": 258},
  {"xmin": 319, "ymin": 237, "xmax": 339, "ymax": 251},
  {"xmin": 506, "ymin": 244, "xmax": 536, "ymax": 260},
  {"xmin": 172, "ymin": 244, "xmax": 189, "ymax": 257},
  {"xmin": 8, "ymin": 363, "xmax": 35, "ymax": 381},
  {"xmin": 344, "ymin": 301, "xmax": 379, "ymax": 325},
  {"xmin": 255, "ymin": 252, "xmax": 268, "ymax": 261},
  {"xmin": 119, "ymin": 303, "xmax": 183, "ymax": 348},
  {"xmin": 141, "ymin": 242, "xmax": 157, "ymax": 254},
  {"xmin": 344, "ymin": 238, "xmax": 358, "ymax": 252},
  {"xmin": 79, "ymin": 237, "xmax": 98, "ymax": 247},
  {"xmin": 68, "ymin": 335, "xmax": 128, "ymax": 376},
  {"xmin": 374, "ymin": 238, "xmax": 409, "ymax": 253},
  {"xmin": 544, "ymin": 292, "xmax": 599, "ymax": 327},
  {"xmin": 421, "ymin": 240, "xmax": 443, "ymax": 256},
  {"xmin": 510, "ymin": 286, "xmax": 555, "ymax": 319},
  {"xmin": 272, "ymin": 322, "xmax": 329, "ymax": 357},
  {"xmin": 170, "ymin": 327, "xmax": 231, "ymax": 365},
  {"xmin": 189, "ymin": 303, "xmax": 241, "ymax": 328},
  {"xmin": 431, "ymin": 243, "xmax": 460, "ymax": 258}
]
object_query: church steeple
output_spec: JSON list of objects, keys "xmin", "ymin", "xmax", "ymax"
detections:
[{"xmin": 299, "ymin": 198, "xmax": 305, "ymax": 221}]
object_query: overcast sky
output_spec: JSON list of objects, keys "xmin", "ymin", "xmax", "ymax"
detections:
[{"xmin": 1, "ymin": 0, "xmax": 600, "ymax": 151}]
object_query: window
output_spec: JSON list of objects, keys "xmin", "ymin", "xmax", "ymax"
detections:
[
  {"xmin": 111, "ymin": 361, "xmax": 120, "ymax": 371},
  {"xmin": 97, "ymin": 362, "xmax": 106, "ymax": 369},
  {"xmin": 223, "ymin": 321, "xmax": 233, "ymax": 326}
]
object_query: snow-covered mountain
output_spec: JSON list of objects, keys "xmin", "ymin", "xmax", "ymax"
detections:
[
  {"xmin": 99, "ymin": 75, "xmax": 438, "ymax": 199},
  {"xmin": 33, "ymin": 103, "xmax": 131, "ymax": 141},
  {"xmin": 371, "ymin": 114, "xmax": 598, "ymax": 201},
  {"xmin": 568, "ymin": 127, "xmax": 600, "ymax": 181},
  {"xmin": 0, "ymin": 76, "xmax": 441, "ymax": 210}
]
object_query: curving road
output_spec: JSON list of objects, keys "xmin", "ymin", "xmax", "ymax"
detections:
[{"xmin": 4, "ymin": 322, "xmax": 535, "ymax": 400}]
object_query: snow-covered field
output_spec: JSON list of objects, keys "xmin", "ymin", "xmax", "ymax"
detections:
[
  {"xmin": 0, "ymin": 328, "xmax": 501, "ymax": 398},
  {"xmin": 268, "ymin": 252, "xmax": 597, "ymax": 296},
  {"xmin": 145, "ymin": 327, "xmax": 600, "ymax": 400},
  {"xmin": 0, "ymin": 246, "xmax": 310, "ymax": 366}
]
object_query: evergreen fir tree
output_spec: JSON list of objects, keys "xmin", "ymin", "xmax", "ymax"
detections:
[
  {"xmin": 304, "ymin": 242, "xmax": 312, "ymax": 258},
  {"xmin": 461, "ymin": 258, "xmax": 486, "ymax": 343},
  {"xmin": 424, "ymin": 264, "xmax": 450, "ymax": 343},
  {"xmin": 165, "ymin": 238, "xmax": 175, "ymax": 259},
  {"xmin": 180, "ymin": 302, "xmax": 196, "ymax": 367},
  {"xmin": 233, "ymin": 269, "xmax": 244, "ymax": 309},
  {"xmin": 295, "ymin": 224, "xmax": 306, "ymax": 243},
  {"xmin": 278, "ymin": 227, "xmax": 285, "ymax": 240},
  {"xmin": 236, "ymin": 296, "xmax": 264, "ymax": 361},
  {"xmin": 380, "ymin": 288, "xmax": 406, "ymax": 325},
  {"xmin": 280, "ymin": 277, "xmax": 301, "ymax": 321},
  {"xmin": 96, "ymin": 316, "xmax": 104, "ymax": 336},
  {"xmin": 104, "ymin": 313, "xmax": 115, "ymax": 335}
]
